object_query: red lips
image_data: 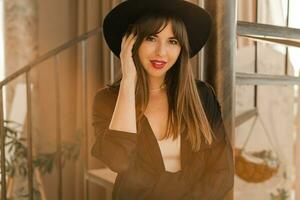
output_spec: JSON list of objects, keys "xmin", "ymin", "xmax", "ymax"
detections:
[{"xmin": 150, "ymin": 60, "xmax": 167, "ymax": 69}]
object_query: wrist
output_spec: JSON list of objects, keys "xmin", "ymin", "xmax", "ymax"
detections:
[
  {"xmin": 121, "ymin": 77, "xmax": 136, "ymax": 89},
  {"xmin": 121, "ymin": 76, "xmax": 137, "ymax": 84}
]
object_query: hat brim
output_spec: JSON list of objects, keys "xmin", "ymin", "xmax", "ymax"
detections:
[{"xmin": 103, "ymin": 1, "xmax": 212, "ymax": 58}]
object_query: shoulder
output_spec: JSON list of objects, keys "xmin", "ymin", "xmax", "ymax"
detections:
[
  {"xmin": 93, "ymin": 85, "xmax": 119, "ymax": 117},
  {"xmin": 94, "ymin": 85, "xmax": 118, "ymax": 101},
  {"xmin": 194, "ymin": 79, "xmax": 226, "ymax": 149},
  {"xmin": 194, "ymin": 79, "xmax": 216, "ymax": 96},
  {"xmin": 194, "ymin": 79, "xmax": 218, "ymax": 114}
]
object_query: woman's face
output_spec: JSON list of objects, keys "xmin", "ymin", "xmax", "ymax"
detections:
[{"xmin": 138, "ymin": 21, "xmax": 181, "ymax": 79}]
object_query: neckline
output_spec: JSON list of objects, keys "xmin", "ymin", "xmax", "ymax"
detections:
[{"xmin": 142, "ymin": 114, "xmax": 183, "ymax": 174}]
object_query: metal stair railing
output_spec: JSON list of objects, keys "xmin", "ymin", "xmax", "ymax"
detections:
[
  {"xmin": 235, "ymin": 20, "xmax": 300, "ymax": 125},
  {"xmin": 238, "ymin": 21, "xmax": 300, "ymax": 47},
  {"xmin": 235, "ymin": 0, "xmax": 300, "ymax": 127},
  {"xmin": 237, "ymin": 21, "xmax": 300, "ymax": 87},
  {"xmin": 0, "ymin": 26, "xmax": 102, "ymax": 200}
]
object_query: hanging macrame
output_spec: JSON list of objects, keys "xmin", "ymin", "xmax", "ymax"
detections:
[{"xmin": 235, "ymin": 111, "xmax": 281, "ymax": 183}]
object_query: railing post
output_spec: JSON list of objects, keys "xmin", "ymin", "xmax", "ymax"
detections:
[
  {"xmin": 25, "ymin": 72, "xmax": 34, "ymax": 200},
  {"xmin": 110, "ymin": 52, "xmax": 115, "ymax": 84},
  {"xmin": 284, "ymin": 0, "xmax": 290, "ymax": 76},
  {"xmin": 81, "ymin": 39, "xmax": 89, "ymax": 200},
  {"xmin": 0, "ymin": 87, "xmax": 6, "ymax": 200},
  {"xmin": 54, "ymin": 55, "xmax": 63, "ymax": 200}
]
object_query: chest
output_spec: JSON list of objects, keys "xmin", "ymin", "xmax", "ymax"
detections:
[
  {"xmin": 144, "ymin": 92, "xmax": 169, "ymax": 140},
  {"xmin": 157, "ymin": 134, "xmax": 181, "ymax": 161},
  {"xmin": 144, "ymin": 93, "xmax": 181, "ymax": 172}
]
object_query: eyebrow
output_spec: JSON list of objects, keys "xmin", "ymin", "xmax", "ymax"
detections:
[{"xmin": 151, "ymin": 34, "xmax": 178, "ymax": 40}]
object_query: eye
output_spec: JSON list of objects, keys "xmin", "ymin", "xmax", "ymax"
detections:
[
  {"xmin": 146, "ymin": 35, "xmax": 156, "ymax": 42},
  {"xmin": 170, "ymin": 39, "xmax": 179, "ymax": 45}
]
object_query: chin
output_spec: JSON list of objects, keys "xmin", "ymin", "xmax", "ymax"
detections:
[
  {"xmin": 146, "ymin": 68, "xmax": 166, "ymax": 75},
  {"xmin": 146, "ymin": 71, "xmax": 165, "ymax": 77},
  {"xmin": 150, "ymin": 74, "xmax": 166, "ymax": 79}
]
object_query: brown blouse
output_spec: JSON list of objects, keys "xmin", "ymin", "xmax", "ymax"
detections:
[{"xmin": 91, "ymin": 79, "xmax": 234, "ymax": 200}]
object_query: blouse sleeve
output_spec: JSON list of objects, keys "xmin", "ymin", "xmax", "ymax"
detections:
[
  {"xmin": 91, "ymin": 88, "xmax": 137, "ymax": 173},
  {"xmin": 191, "ymin": 82, "xmax": 234, "ymax": 200}
]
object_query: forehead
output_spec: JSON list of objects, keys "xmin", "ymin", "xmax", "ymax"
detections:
[{"xmin": 154, "ymin": 21, "xmax": 175, "ymax": 37}]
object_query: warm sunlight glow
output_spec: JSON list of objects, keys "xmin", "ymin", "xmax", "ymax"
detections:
[{"xmin": 289, "ymin": 0, "xmax": 300, "ymax": 75}]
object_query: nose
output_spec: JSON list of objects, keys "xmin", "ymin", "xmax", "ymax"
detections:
[{"xmin": 155, "ymin": 42, "xmax": 167, "ymax": 57}]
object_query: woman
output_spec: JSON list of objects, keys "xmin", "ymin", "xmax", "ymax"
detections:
[{"xmin": 91, "ymin": 0, "xmax": 234, "ymax": 199}]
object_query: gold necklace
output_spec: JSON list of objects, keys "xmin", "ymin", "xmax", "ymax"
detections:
[{"xmin": 150, "ymin": 83, "xmax": 166, "ymax": 91}]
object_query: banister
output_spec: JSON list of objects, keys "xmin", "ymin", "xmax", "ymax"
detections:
[{"xmin": 0, "ymin": 26, "xmax": 102, "ymax": 87}]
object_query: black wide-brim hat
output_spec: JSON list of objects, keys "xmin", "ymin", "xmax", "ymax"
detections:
[{"xmin": 103, "ymin": 0, "xmax": 212, "ymax": 58}]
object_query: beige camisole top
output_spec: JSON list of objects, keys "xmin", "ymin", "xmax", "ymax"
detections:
[{"xmin": 157, "ymin": 134, "xmax": 181, "ymax": 172}]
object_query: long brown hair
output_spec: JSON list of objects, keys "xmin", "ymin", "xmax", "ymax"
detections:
[{"xmin": 107, "ymin": 12, "xmax": 215, "ymax": 152}]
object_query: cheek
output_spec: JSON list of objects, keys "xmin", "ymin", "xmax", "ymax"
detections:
[
  {"xmin": 137, "ymin": 45, "xmax": 143, "ymax": 59},
  {"xmin": 138, "ymin": 43, "xmax": 154, "ymax": 58},
  {"xmin": 170, "ymin": 47, "xmax": 181, "ymax": 62},
  {"xmin": 138, "ymin": 45, "xmax": 151, "ymax": 69}
]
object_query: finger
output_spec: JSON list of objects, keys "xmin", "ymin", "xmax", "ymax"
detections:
[
  {"xmin": 128, "ymin": 35, "xmax": 137, "ymax": 49},
  {"xmin": 121, "ymin": 32, "xmax": 133, "ymax": 51},
  {"xmin": 124, "ymin": 34, "xmax": 137, "ymax": 54},
  {"xmin": 123, "ymin": 33, "xmax": 134, "ymax": 48},
  {"xmin": 121, "ymin": 35, "xmax": 127, "ymax": 50}
]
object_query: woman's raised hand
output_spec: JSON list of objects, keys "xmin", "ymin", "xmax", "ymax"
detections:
[{"xmin": 120, "ymin": 33, "xmax": 137, "ymax": 82}]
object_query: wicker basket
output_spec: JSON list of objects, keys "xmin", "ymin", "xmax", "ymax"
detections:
[{"xmin": 235, "ymin": 148, "xmax": 279, "ymax": 183}]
